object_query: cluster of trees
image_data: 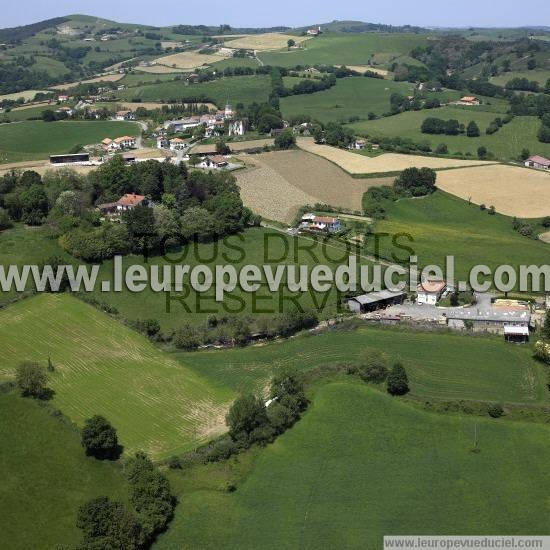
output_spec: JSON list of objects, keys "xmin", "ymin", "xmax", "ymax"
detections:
[
  {"xmin": 77, "ymin": 453, "xmax": 175, "ymax": 549},
  {"xmin": 485, "ymin": 114, "xmax": 513, "ymax": 135},
  {"xmin": 505, "ymin": 77, "xmax": 544, "ymax": 93},
  {"xmin": 363, "ymin": 167, "xmax": 437, "ymax": 218},
  {"xmin": 0, "ymin": 158, "xmax": 259, "ymax": 262},
  {"xmin": 421, "ymin": 117, "xmax": 462, "ymax": 135},
  {"xmin": 226, "ymin": 369, "xmax": 308, "ymax": 449},
  {"xmin": 81, "ymin": 415, "xmax": 121, "ymax": 460},
  {"xmin": 170, "ymin": 309, "xmax": 319, "ymax": 351},
  {"xmin": 353, "ymin": 350, "xmax": 410, "ymax": 395}
]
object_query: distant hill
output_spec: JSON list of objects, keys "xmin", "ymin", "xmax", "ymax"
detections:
[
  {"xmin": 0, "ymin": 16, "xmax": 68, "ymax": 44},
  {"xmin": 296, "ymin": 20, "xmax": 429, "ymax": 34}
]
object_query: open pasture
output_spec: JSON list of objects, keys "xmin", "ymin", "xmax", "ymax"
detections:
[
  {"xmin": 224, "ymin": 33, "xmax": 311, "ymax": 51},
  {"xmin": 235, "ymin": 150, "xmax": 392, "ymax": 222},
  {"xmin": 259, "ymin": 32, "xmax": 431, "ymax": 67},
  {"xmin": 280, "ymin": 76, "xmax": 416, "ymax": 124},
  {"xmin": 0, "ymin": 120, "xmax": 139, "ymax": 163},
  {"xmin": 297, "ymin": 137, "xmax": 493, "ymax": 175},
  {"xmin": 0, "ymin": 89, "xmax": 48, "ymax": 102},
  {"xmin": 436, "ymin": 164, "xmax": 550, "ymax": 218},
  {"xmin": 350, "ymin": 108, "xmax": 550, "ymax": 161},
  {"xmin": 0, "ymin": 392, "xmax": 128, "ymax": 550},
  {"xmin": 158, "ymin": 381, "xmax": 550, "ymax": 549},
  {"xmin": 490, "ymin": 69, "xmax": 550, "ymax": 87},
  {"xmin": 153, "ymin": 50, "xmax": 224, "ymax": 69},
  {"xmin": 49, "ymin": 73, "xmax": 124, "ymax": 90},
  {"xmin": 0, "ymin": 294, "xmax": 233, "ymax": 458},
  {"xmin": 117, "ymin": 75, "xmax": 271, "ymax": 107}
]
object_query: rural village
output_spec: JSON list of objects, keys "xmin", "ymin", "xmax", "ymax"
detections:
[{"xmin": 1, "ymin": 7, "xmax": 550, "ymax": 550}]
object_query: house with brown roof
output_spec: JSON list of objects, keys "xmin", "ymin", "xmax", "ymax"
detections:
[
  {"xmin": 199, "ymin": 155, "xmax": 228, "ymax": 169},
  {"xmin": 524, "ymin": 155, "xmax": 550, "ymax": 170},
  {"xmin": 97, "ymin": 193, "xmax": 151, "ymax": 216},
  {"xmin": 115, "ymin": 110, "xmax": 135, "ymax": 121},
  {"xmin": 300, "ymin": 213, "xmax": 342, "ymax": 233},
  {"xmin": 416, "ymin": 280, "xmax": 447, "ymax": 305},
  {"xmin": 456, "ymin": 96, "xmax": 480, "ymax": 106}
]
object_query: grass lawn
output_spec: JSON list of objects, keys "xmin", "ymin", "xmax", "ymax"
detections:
[
  {"xmin": 350, "ymin": 107, "xmax": 549, "ymax": 161},
  {"xmin": 0, "ymin": 391, "xmax": 127, "ymax": 550},
  {"xmin": 259, "ymin": 33, "xmax": 430, "ymax": 68},
  {"xmin": 0, "ymin": 120, "xmax": 140, "ymax": 163},
  {"xmin": 280, "ymin": 77, "xmax": 416, "ymax": 124},
  {"xmin": 1, "ymin": 105, "xmax": 49, "ymax": 122},
  {"xmin": 157, "ymin": 380, "xmax": 550, "ymax": 549},
  {"xmin": 0, "ymin": 293, "xmax": 233, "ymax": 459},
  {"xmin": 210, "ymin": 57, "xmax": 261, "ymax": 70},
  {"xmin": 119, "ymin": 72, "xmax": 183, "ymax": 87},
  {"xmin": 179, "ymin": 324, "xmax": 548, "ymax": 405},
  {"xmin": 366, "ymin": 190, "xmax": 550, "ymax": 283},
  {"xmin": 116, "ymin": 75, "xmax": 272, "ymax": 108}
]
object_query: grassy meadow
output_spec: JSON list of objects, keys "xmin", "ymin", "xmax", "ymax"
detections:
[
  {"xmin": 0, "ymin": 391, "xmax": 128, "ymax": 550},
  {"xmin": 179, "ymin": 323, "xmax": 548, "ymax": 404},
  {"xmin": 0, "ymin": 120, "xmax": 139, "ymax": 163},
  {"xmin": 366, "ymin": 190, "xmax": 550, "ymax": 282},
  {"xmin": 158, "ymin": 381, "xmax": 550, "ymax": 549},
  {"xmin": 350, "ymin": 107, "xmax": 549, "ymax": 160},
  {"xmin": 258, "ymin": 33, "xmax": 430, "ymax": 67},
  {"xmin": 0, "ymin": 293, "xmax": 233, "ymax": 459},
  {"xmin": 280, "ymin": 77, "xmax": 416, "ymax": 124},
  {"xmin": 116, "ymin": 75, "xmax": 272, "ymax": 108},
  {"xmin": 490, "ymin": 69, "xmax": 550, "ymax": 87}
]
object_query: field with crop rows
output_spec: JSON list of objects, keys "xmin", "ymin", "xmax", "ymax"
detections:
[
  {"xmin": 153, "ymin": 50, "xmax": 224, "ymax": 69},
  {"xmin": 297, "ymin": 138, "xmax": 493, "ymax": 175},
  {"xmin": 436, "ymin": 164, "xmax": 550, "ymax": 218},
  {"xmin": 0, "ymin": 294, "xmax": 233, "ymax": 458},
  {"xmin": 224, "ymin": 33, "xmax": 311, "ymax": 50}
]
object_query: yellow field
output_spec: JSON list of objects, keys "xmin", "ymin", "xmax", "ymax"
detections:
[
  {"xmin": 436, "ymin": 164, "xmax": 550, "ymax": 218},
  {"xmin": 134, "ymin": 65, "xmax": 187, "ymax": 74},
  {"xmin": 235, "ymin": 150, "xmax": 392, "ymax": 223},
  {"xmin": 344, "ymin": 65, "xmax": 388, "ymax": 76},
  {"xmin": 0, "ymin": 90, "xmax": 48, "ymax": 102},
  {"xmin": 224, "ymin": 33, "xmax": 310, "ymax": 51},
  {"xmin": 297, "ymin": 138, "xmax": 495, "ymax": 175},
  {"xmin": 50, "ymin": 74, "xmax": 124, "ymax": 90},
  {"xmin": 154, "ymin": 50, "xmax": 223, "ymax": 69}
]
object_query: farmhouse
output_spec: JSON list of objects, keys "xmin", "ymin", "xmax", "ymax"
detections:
[
  {"xmin": 157, "ymin": 136, "xmax": 169, "ymax": 149},
  {"xmin": 416, "ymin": 280, "xmax": 446, "ymax": 305},
  {"xmin": 114, "ymin": 110, "xmax": 135, "ymax": 121},
  {"xmin": 300, "ymin": 213, "xmax": 342, "ymax": 233},
  {"xmin": 169, "ymin": 137, "xmax": 187, "ymax": 151},
  {"xmin": 102, "ymin": 136, "xmax": 136, "ymax": 150},
  {"xmin": 455, "ymin": 96, "xmax": 480, "ymax": 106},
  {"xmin": 348, "ymin": 289, "xmax": 406, "ymax": 314},
  {"xmin": 307, "ymin": 27, "xmax": 321, "ymax": 36},
  {"xmin": 446, "ymin": 308, "xmax": 531, "ymax": 339},
  {"xmin": 524, "ymin": 155, "xmax": 550, "ymax": 170},
  {"xmin": 199, "ymin": 155, "xmax": 228, "ymax": 169},
  {"xmin": 97, "ymin": 193, "xmax": 151, "ymax": 216},
  {"xmin": 350, "ymin": 138, "xmax": 367, "ymax": 150},
  {"xmin": 57, "ymin": 94, "xmax": 70, "ymax": 102}
]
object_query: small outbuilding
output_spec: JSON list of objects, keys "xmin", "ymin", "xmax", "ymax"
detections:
[{"xmin": 348, "ymin": 290, "xmax": 406, "ymax": 313}]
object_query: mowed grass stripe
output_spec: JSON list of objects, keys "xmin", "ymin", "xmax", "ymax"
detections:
[{"xmin": 0, "ymin": 294, "xmax": 233, "ymax": 458}]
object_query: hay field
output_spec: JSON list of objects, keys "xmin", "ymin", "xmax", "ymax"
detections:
[
  {"xmin": 0, "ymin": 90, "xmax": 47, "ymax": 102},
  {"xmin": 344, "ymin": 65, "xmax": 388, "ymax": 76},
  {"xmin": 0, "ymin": 294, "xmax": 233, "ymax": 459},
  {"xmin": 50, "ymin": 73, "xmax": 124, "ymax": 90},
  {"xmin": 436, "ymin": 164, "xmax": 550, "ymax": 218},
  {"xmin": 539, "ymin": 231, "xmax": 550, "ymax": 244},
  {"xmin": 235, "ymin": 150, "xmax": 392, "ymax": 222},
  {"xmin": 224, "ymin": 33, "xmax": 310, "ymax": 51},
  {"xmin": 154, "ymin": 50, "xmax": 223, "ymax": 69},
  {"xmin": 297, "ymin": 138, "xmax": 494, "ymax": 175},
  {"xmin": 134, "ymin": 65, "xmax": 187, "ymax": 74}
]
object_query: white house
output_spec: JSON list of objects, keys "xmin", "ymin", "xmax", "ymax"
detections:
[
  {"xmin": 97, "ymin": 193, "xmax": 152, "ymax": 216},
  {"xmin": 114, "ymin": 110, "xmax": 135, "ymax": 121},
  {"xmin": 300, "ymin": 213, "xmax": 342, "ymax": 233},
  {"xmin": 102, "ymin": 136, "xmax": 136, "ymax": 151},
  {"xmin": 524, "ymin": 155, "xmax": 550, "ymax": 170},
  {"xmin": 228, "ymin": 119, "xmax": 247, "ymax": 137},
  {"xmin": 416, "ymin": 280, "xmax": 446, "ymax": 305},
  {"xmin": 455, "ymin": 96, "xmax": 480, "ymax": 106},
  {"xmin": 199, "ymin": 155, "xmax": 228, "ymax": 169},
  {"xmin": 169, "ymin": 138, "xmax": 187, "ymax": 151},
  {"xmin": 350, "ymin": 138, "xmax": 367, "ymax": 150},
  {"xmin": 307, "ymin": 27, "xmax": 321, "ymax": 36},
  {"xmin": 157, "ymin": 137, "xmax": 169, "ymax": 149}
]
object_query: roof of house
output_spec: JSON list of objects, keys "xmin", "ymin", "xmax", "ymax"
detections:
[
  {"xmin": 114, "ymin": 136, "xmax": 135, "ymax": 143},
  {"xmin": 170, "ymin": 137, "xmax": 185, "ymax": 143},
  {"xmin": 446, "ymin": 308, "xmax": 531, "ymax": 323},
  {"xmin": 527, "ymin": 155, "xmax": 550, "ymax": 166},
  {"xmin": 417, "ymin": 280, "xmax": 446, "ymax": 294},
  {"xmin": 117, "ymin": 193, "xmax": 146, "ymax": 207},
  {"xmin": 504, "ymin": 325, "xmax": 529, "ymax": 336},
  {"xmin": 349, "ymin": 289, "xmax": 406, "ymax": 305},
  {"xmin": 102, "ymin": 138, "xmax": 112, "ymax": 144},
  {"xmin": 210, "ymin": 155, "xmax": 227, "ymax": 164},
  {"xmin": 116, "ymin": 110, "xmax": 131, "ymax": 115},
  {"xmin": 314, "ymin": 216, "xmax": 339, "ymax": 224},
  {"xmin": 460, "ymin": 96, "xmax": 478, "ymax": 102}
]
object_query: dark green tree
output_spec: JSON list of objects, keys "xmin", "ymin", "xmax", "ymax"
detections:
[
  {"xmin": 15, "ymin": 361, "xmax": 48, "ymax": 398},
  {"xmin": 466, "ymin": 120, "xmax": 480, "ymax": 137},
  {"xmin": 81, "ymin": 415, "xmax": 121, "ymax": 459},
  {"xmin": 387, "ymin": 362, "xmax": 410, "ymax": 396}
]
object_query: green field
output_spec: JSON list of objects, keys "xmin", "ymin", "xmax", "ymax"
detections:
[
  {"xmin": 157, "ymin": 380, "xmax": 550, "ymax": 549},
  {"xmin": 350, "ymin": 107, "xmax": 550, "ymax": 160},
  {"xmin": 0, "ymin": 120, "xmax": 140, "ymax": 163},
  {"xmin": 1, "ymin": 105, "xmax": 50, "ymax": 122},
  {"xmin": 259, "ymin": 32, "xmax": 430, "ymax": 68},
  {"xmin": 0, "ymin": 226, "xmax": 367, "ymax": 329},
  {"xmin": 0, "ymin": 294, "xmax": 233, "ymax": 458},
  {"xmin": 116, "ymin": 75, "xmax": 272, "ymax": 108},
  {"xmin": 0, "ymin": 391, "xmax": 127, "ymax": 550},
  {"xmin": 280, "ymin": 77, "xmax": 416, "ymax": 123},
  {"xmin": 180, "ymin": 324, "xmax": 547, "ymax": 405},
  {"xmin": 210, "ymin": 57, "xmax": 261, "ymax": 70},
  {"xmin": 490, "ymin": 70, "xmax": 550, "ymax": 87},
  {"xmin": 366, "ymin": 190, "xmax": 550, "ymax": 282}
]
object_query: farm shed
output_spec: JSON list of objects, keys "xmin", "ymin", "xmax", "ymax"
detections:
[
  {"xmin": 446, "ymin": 309, "xmax": 531, "ymax": 337},
  {"xmin": 49, "ymin": 153, "xmax": 90, "ymax": 164},
  {"xmin": 348, "ymin": 290, "xmax": 406, "ymax": 313}
]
